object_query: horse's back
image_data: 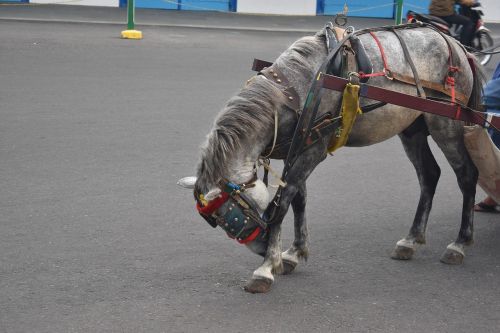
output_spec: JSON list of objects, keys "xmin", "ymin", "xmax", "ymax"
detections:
[{"xmin": 346, "ymin": 26, "xmax": 474, "ymax": 147}]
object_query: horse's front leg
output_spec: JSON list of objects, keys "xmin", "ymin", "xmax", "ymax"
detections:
[
  {"xmin": 244, "ymin": 223, "xmax": 283, "ymax": 293},
  {"xmin": 244, "ymin": 145, "xmax": 327, "ymax": 293},
  {"xmin": 282, "ymin": 181, "xmax": 309, "ymax": 275},
  {"xmin": 244, "ymin": 184, "xmax": 300, "ymax": 293}
]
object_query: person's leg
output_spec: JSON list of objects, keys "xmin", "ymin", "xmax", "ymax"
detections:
[
  {"xmin": 474, "ymin": 196, "xmax": 498, "ymax": 212},
  {"xmin": 441, "ymin": 14, "xmax": 475, "ymax": 46}
]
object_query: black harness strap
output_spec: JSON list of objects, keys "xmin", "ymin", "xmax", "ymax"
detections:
[
  {"xmin": 392, "ymin": 28, "xmax": 426, "ymax": 98},
  {"xmin": 284, "ymin": 29, "xmax": 354, "ymax": 173},
  {"xmin": 252, "ymin": 58, "xmax": 273, "ymax": 72},
  {"xmin": 324, "ymin": 22, "xmax": 340, "ymax": 52},
  {"xmin": 263, "ymin": 29, "xmax": 355, "ymax": 224},
  {"xmin": 362, "ymin": 101, "xmax": 387, "ymax": 112},
  {"xmin": 253, "ymin": 58, "xmax": 343, "ymax": 160}
]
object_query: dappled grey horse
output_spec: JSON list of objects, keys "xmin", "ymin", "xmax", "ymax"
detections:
[{"xmin": 187, "ymin": 24, "xmax": 484, "ymax": 293}]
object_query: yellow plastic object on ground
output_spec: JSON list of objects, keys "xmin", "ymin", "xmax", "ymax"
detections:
[
  {"xmin": 121, "ymin": 30, "xmax": 143, "ymax": 40},
  {"xmin": 328, "ymin": 83, "xmax": 362, "ymax": 153}
]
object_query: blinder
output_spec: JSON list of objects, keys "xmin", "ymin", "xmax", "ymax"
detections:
[{"xmin": 195, "ymin": 177, "xmax": 268, "ymax": 244}]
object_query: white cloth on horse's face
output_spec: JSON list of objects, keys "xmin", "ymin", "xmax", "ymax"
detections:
[
  {"xmin": 205, "ymin": 188, "xmax": 222, "ymax": 202},
  {"xmin": 245, "ymin": 179, "xmax": 270, "ymax": 212}
]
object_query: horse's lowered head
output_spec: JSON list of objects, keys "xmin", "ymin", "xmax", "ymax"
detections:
[
  {"xmin": 193, "ymin": 175, "xmax": 271, "ymax": 256},
  {"xmin": 178, "ymin": 77, "xmax": 292, "ymax": 256}
]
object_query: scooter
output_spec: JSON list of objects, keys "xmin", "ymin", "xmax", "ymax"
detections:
[{"xmin": 407, "ymin": 2, "xmax": 494, "ymax": 66}]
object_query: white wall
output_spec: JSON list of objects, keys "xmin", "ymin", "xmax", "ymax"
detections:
[
  {"xmin": 237, "ymin": 0, "xmax": 316, "ymax": 15},
  {"xmin": 481, "ymin": 0, "xmax": 500, "ymax": 23},
  {"xmin": 31, "ymin": 0, "xmax": 119, "ymax": 6}
]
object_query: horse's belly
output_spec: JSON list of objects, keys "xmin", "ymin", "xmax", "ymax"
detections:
[{"xmin": 346, "ymin": 105, "xmax": 422, "ymax": 147}]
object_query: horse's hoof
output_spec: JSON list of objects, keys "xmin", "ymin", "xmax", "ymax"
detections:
[
  {"xmin": 440, "ymin": 247, "xmax": 464, "ymax": 265},
  {"xmin": 391, "ymin": 245, "xmax": 414, "ymax": 260},
  {"xmin": 281, "ymin": 259, "xmax": 297, "ymax": 275},
  {"xmin": 243, "ymin": 277, "xmax": 273, "ymax": 293}
]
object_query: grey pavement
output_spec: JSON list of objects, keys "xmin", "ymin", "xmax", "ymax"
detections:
[
  {"xmin": 1, "ymin": 3, "xmax": 499, "ymax": 34},
  {"xmin": 0, "ymin": 5, "xmax": 500, "ymax": 333},
  {"xmin": 0, "ymin": 3, "xmax": 387, "ymax": 32}
]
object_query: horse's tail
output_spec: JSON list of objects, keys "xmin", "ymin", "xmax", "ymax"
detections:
[{"xmin": 467, "ymin": 55, "xmax": 486, "ymax": 111}]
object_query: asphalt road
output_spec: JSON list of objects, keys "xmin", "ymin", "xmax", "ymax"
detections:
[{"xmin": 1, "ymin": 18, "xmax": 499, "ymax": 333}]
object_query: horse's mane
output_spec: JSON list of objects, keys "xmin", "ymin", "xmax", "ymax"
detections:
[
  {"xmin": 275, "ymin": 34, "xmax": 326, "ymax": 80},
  {"xmin": 195, "ymin": 34, "xmax": 326, "ymax": 192}
]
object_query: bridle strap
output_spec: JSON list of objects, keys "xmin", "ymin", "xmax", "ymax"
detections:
[
  {"xmin": 260, "ymin": 109, "xmax": 279, "ymax": 159},
  {"xmin": 258, "ymin": 66, "xmax": 301, "ymax": 112}
]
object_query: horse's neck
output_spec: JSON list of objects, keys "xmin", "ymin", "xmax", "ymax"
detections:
[{"xmin": 278, "ymin": 39, "xmax": 328, "ymax": 105}]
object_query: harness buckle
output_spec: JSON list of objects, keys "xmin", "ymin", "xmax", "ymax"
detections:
[
  {"xmin": 383, "ymin": 68, "xmax": 394, "ymax": 80},
  {"xmin": 448, "ymin": 66, "xmax": 459, "ymax": 77},
  {"xmin": 347, "ymin": 71, "xmax": 360, "ymax": 85}
]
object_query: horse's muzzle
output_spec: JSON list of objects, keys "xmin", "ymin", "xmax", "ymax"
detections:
[{"xmin": 195, "ymin": 179, "xmax": 268, "ymax": 245}]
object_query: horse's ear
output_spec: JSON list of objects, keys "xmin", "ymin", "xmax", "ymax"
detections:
[{"xmin": 177, "ymin": 176, "xmax": 197, "ymax": 189}]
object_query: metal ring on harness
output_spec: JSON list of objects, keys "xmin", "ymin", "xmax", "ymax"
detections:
[
  {"xmin": 383, "ymin": 68, "xmax": 394, "ymax": 80},
  {"xmin": 334, "ymin": 14, "xmax": 348, "ymax": 27}
]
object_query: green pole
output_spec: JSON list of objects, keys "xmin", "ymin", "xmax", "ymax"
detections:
[
  {"xmin": 395, "ymin": 0, "xmax": 404, "ymax": 25},
  {"xmin": 121, "ymin": 0, "xmax": 142, "ymax": 39},
  {"xmin": 127, "ymin": 0, "xmax": 135, "ymax": 30}
]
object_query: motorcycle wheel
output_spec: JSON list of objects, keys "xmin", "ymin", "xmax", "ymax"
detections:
[{"xmin": 473, "ymin": 30, "xmax": 493, "ymax": 66}]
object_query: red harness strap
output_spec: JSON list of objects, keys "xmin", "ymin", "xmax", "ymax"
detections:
[
  {"xmin": 196, "ymin": 192, "xmax": 229, "ymax": 216},
  {"xmin": 446, "ymin": 66, "xmax": 459, "ymax": 103},
  {"xmin": 454, "ymin": 104, "xmax": 462, "ymax": 120},
  {"xmin": 359, "ymin": 31, "xmax": 392, "ymax": 79},
  {"xmin": 443, "ymin": 39, "xmax": 461, "ymax": 104},
  {"xmin": 361, "ymin": 30, "xmax": 461, "ymax": 105},
  {"xmin": 236, "ymin": 228, "xmax": 261, "ymax": 244}
]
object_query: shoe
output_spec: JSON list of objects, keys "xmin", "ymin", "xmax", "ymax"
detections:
[{"xmin": 474, "ymin": 201, "xmax": 500, "ymax": 213}]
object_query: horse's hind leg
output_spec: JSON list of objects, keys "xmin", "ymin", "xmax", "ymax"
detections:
[
  {"xmin": 427, "ymin": 118, "xmax": 478, "ymax": 265},
  {"xmin": 392, "ymin": 129, "xmax": 441, "ymax": 260},
  {"xmin": 281, "ymin": 182, "xmax": 309, "ymax": 275}
]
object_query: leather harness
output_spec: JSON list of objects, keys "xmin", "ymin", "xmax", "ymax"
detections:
[
  {"xmin": 252, "ymin": 22, "xmax": 499, "ymax": 225},
  {"xmin": 253, "ymin": 23, "xmax": 494, "ymax": 161}
]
